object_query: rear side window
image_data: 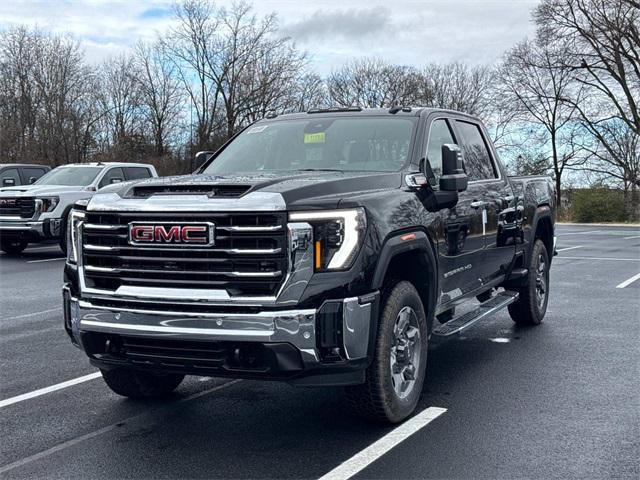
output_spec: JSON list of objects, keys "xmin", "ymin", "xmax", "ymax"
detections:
[
  {"xmin": 455, "ymin": 121, "xmax": 497, "ymax": 181},
  {"xmin": 1, "ymin": 168, "xmax": 20, "ymax": 186},
  {"xmin": 124, "ymin": 167, "xmax": 152, "ymax": 181},
  {"xmin": 426, "ymin": 119, "xmax": 456, "ymax": 179},
  {"xmin": 99, "ymin": 167, "xmax": 125, "ymax": 188}
]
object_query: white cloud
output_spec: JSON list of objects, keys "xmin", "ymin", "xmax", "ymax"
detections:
[{"xmin": 0, "ymin": 0, "xmax": 540, "ymax": 70}]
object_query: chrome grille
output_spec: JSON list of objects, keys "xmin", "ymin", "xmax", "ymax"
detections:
[
  {"xmin": 81, "ymin": 212, "xmax": 288, "ymax": 296},
  {"xmin": 0, "ymin": 197, "xmax": 36, "ymax": 218}
]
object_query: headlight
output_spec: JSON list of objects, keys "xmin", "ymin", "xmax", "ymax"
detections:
[
  {"xmin": 37, "ymin": 196, "xmax": 59, "ymax": 212},
  {"xmin": 67, "ymin": 209, "xmax": 85, "ymax": 263},
  {"xmin": 289, "ymin": 208, "xmax": 366, "ymax": 271}
]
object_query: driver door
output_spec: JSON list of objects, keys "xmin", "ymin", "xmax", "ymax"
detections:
[{"xmin": 426, "ymin": 117, "xmax": 486, "ymax": 303}]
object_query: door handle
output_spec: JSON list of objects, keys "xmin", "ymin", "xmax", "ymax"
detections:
[{"xmin": 470, "ymin": 200, "xmax": 486, "ymax": 209}]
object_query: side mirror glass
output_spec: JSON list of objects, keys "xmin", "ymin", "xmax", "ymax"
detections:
[
  {"xmin": 3, "ymin": 178, "xmax": 16, "ymax": 187},
  {"xmin": 439, "ymin": 144, "xmax": 468, "ymax": 192},
  {"xmin": 110, "ymin": 177, "xmax": 124, "ymax": 184},
  {"xmin": 29, "ymin": 176, "xmax": 37, "ymax": 184}
]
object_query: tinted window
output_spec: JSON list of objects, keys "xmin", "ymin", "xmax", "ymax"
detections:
[
  {"xmin": 99, "ymin": 168, "xmax": 125, "ymax": 188},
  {"xmin": 1, "ymin": 168, "xmax": 20, "ymax": 186},
  {"xmin": 36, "ymin": 166, "xmax": 102, "ymax": 186},
  {"xmin": 22, "ymin": 167, "xmax": 47, "ymax": 183},
  {"xmin": 124, "ymin": 167, "xmax": 152, "ymax": 181},
  {"xmin": 455, "ymin": 121, "xmax": 497, "ymax": 181},
  {"xmin": 426, "ymin": 119, "xmax": 456, "ymax": 179},
  {"xmin": 203, "ymin": 117, "xmax": 417, "ymax": 174}
]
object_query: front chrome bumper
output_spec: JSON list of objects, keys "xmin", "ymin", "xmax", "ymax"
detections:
[
  {"xmin": 64, "ymin": 290, "xmax": 374, "ymax": 368},
  {"xmin": 0, "ymin": 220, "xmax": 44, "ymax": 234}
]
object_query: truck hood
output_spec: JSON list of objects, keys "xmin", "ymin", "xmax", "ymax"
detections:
[
  {"xmin": 0, "ymin": 184, "xmax": 90, "ymax": 197},
  {"xmin": 101, "ymin": 171, "xmax": 403, "ymax": 209}
]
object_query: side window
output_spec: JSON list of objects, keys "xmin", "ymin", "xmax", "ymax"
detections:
[
  {"xmin": 124, "ymin": 167, "xmax": 152, "ymax": 181},
  {"xmin": 426, "ymin": 119, "xmax": 456, "ymax": 179},
  {"xmin": 0, "ymin": 168, "xmax": 20, "ymax": 186},
  {"xmin": 455, "ymin": 120, "xmax": 497, "ymax": 181},
  {"xmin": 22, "ymin": 167, "xmax": 47, "ymax": 184},
  {"xmin": 99, "ymin": 167, "xmax": 125, "ymax": 188}
]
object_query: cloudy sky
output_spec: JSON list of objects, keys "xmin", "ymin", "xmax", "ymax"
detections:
[{"xmin": 1, "ymin": 0, "xmax": 540, "ymax": 73}]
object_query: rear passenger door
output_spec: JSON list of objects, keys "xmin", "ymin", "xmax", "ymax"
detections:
[{"xmin": 452, "ymin": 119, "xmax": 516, "ymax": 283}]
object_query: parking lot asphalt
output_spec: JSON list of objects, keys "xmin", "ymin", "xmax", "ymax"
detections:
[{"xmin": 1, "ymin": 225, "xmax": 639, "ymax": 479}]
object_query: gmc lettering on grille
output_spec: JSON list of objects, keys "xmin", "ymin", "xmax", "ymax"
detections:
[{"xmin": 128, "ymin": 223, "xmax": 214, "ymax": 246}]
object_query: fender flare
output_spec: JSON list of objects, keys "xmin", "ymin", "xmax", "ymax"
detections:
[
  {"xmin": 371, "ymin": 230, "xmax": 439, "ymax": 331},
  {"xmin": 529, "ymin": 205, "xmax": 553, "ymax": 262}
]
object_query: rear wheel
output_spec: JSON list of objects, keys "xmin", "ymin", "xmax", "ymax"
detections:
[
  {"xmin": 508, "ymin": 239, "xmax": 550, "ymax": 326},
  {"xmin": 1, "ymin": 238, "xmax": 28, "ymax": 255},
  {"xmin": 346, "ymin": 280, "xmax": 428, "ymax": 423},
  {"xmin": 101, "ymin": 368, "xmax": 184, "ymax": 398}
]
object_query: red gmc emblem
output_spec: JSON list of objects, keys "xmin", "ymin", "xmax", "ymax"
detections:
[{"xmin": 128, "ymin": 222, "xmax": 215, "ymax": 246}]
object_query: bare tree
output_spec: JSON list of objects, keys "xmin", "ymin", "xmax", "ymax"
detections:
[
  {"xmin": 97, "ymin": 54, "xmax": 144, "ymax": 160},
  {"xmin": 535, "ymin": 0, "xmax": 640, "ymax": 215},
  {"xmin": 499, "ymin": 38, "xmax": 585, "ymax": 209},
  {"xmin": 135, "ymin": 41, "xmax": 184, "ymax": 157},
  {"xmin": 420, "ymin": 62, "xmax": 494, "ymax": 116},
  {"xmin": 327, "ymin": 58, "xmax": 422, "ymax": 108}
]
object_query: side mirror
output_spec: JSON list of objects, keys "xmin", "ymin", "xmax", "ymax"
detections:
[
  {"xmin": 29, "ymin": 176, "xmax": 37, "ymax": 184},
  {"xmin": 194, "ymin": 150, "xmax": 214, "ymax": 172},
  {"xmin": 110, "ymin": 177, "xmax": 124, "ymax": 184},
  {"xmin": 439, "ymin": 144, "xmax": 468, "ymax": 192},
  {"xmin": 3, "ymin": 178, "xmax": 16, "ymax": 187}
]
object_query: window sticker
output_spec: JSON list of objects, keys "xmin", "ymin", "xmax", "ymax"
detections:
[
  {"xmin": 304, "ymin": 132, "xmax": 326, "ymax": 144},
  {"xmin": 247, "ymin": 125, "xmax": 269, "ymax": 134}
]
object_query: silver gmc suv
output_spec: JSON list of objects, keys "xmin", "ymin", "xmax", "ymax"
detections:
[{"xmin": 0, "ymin": 162, "xmax": 157, "ymax": 254}]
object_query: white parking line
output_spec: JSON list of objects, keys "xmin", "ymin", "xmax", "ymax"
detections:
[
  {"xmin": 0, "ymin": 379, "xmax": 241, "ymax": 475},
  {"xmin": 2, "ymin": 307, "xmax": 60, "ymax": 321},
  {"xmin": 557, "ymin": 230, "xmax": 601, "ymax": 236},
  {"xmin": 318, "ymin": 407, "xmax": 447, "ymax": 480},
  {"xmin": 0, "ymin": 372, "xmax": 102, "ymax": 409},
  {"xmin": 26, "ymin": 257, "xmax": 65, "ymax": 263},
  {"xmin": 623, "ymin": 235, "xmax": 640, "ymax": 240},
  {"xmin": 557, "ymin": 256, "xmax": 640, "ymax": 262},
  {"xmin": 556, "ymin": 245, "xmax": 583, "ymax": 252},
  {"xmin": 616, "ymin": 273, "xmax": 640, "ymax": 289}
]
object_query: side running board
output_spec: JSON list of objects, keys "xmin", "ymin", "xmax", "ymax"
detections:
[{"xmin": 432, "ymin": 291, "xmax": 519, "ymax": 337}]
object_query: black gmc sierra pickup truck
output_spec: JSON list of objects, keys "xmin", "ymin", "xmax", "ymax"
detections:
[{"xmin": 63, "ymin": 107, "xmax": 556, "ymax": 423}]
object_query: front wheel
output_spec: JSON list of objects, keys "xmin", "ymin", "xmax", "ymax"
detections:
[
  {"xmin": 346, "ymin": 280, "xmax": 428, "ymax": 423},
  {"xmin": 1, "ymin": 238, "xmax": 28, "ymax": 255},
  {"xmin": 508, "ymin": 239, "xmax": 550, "ymax": 326},
  {"xmin": 101, "ymin": 369, "xmax": 184, "ymax": 398}
]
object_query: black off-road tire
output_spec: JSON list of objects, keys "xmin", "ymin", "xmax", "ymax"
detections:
[
  {"xmin": 1, "ymin": 238, "xmax": 28, "ymax": 255},
  {"xmin": 508, "ymin": 239, "xmax": 550, "ymax": 326},
  {"xmin": 346, "ymin": 280, "xmax": 428, "ymax": 424},
  {"xmin": 101, "ymin": 368, "xmax": 185, "ymax": 398}
]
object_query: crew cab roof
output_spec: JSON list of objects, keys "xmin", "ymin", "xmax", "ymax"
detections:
[{"xmin": 261, "ymin": 107, "xmax": 480, "ymax": 122}]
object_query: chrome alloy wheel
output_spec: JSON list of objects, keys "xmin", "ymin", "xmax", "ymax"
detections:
[
  {"xmin": 535, "ymin": 253, "xmax": 548, "ymax": 309},
  {"xmin": 389, "ymin": 306, "xmax": 421, "ymax": 399}
]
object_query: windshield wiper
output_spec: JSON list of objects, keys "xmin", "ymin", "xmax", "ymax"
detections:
[{"xmin": 295, "ymin": 168, "xmax": 344, "ymax": 172}]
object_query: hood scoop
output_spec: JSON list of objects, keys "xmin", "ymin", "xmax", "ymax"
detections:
[{"xmin": 131, "ymin": 184, "xmax": 251, "ymax": 199}]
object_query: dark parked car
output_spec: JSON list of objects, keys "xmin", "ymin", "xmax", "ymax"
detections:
[
  {"xmin": 0, "ymin": 164, "xmax": 50, "ymax": 187},
  {"xmin": 63, "ymin": 107, "xmax": 556, "ymax": 423}
]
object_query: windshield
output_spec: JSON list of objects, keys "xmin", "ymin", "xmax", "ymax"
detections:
[
  {"xmin": 203, "ymin": 117, "xmax": 417, "ymax": 174},
  {"xmin": 35, "ymin": 166, "xmax": 102, "ymax": 186}
]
